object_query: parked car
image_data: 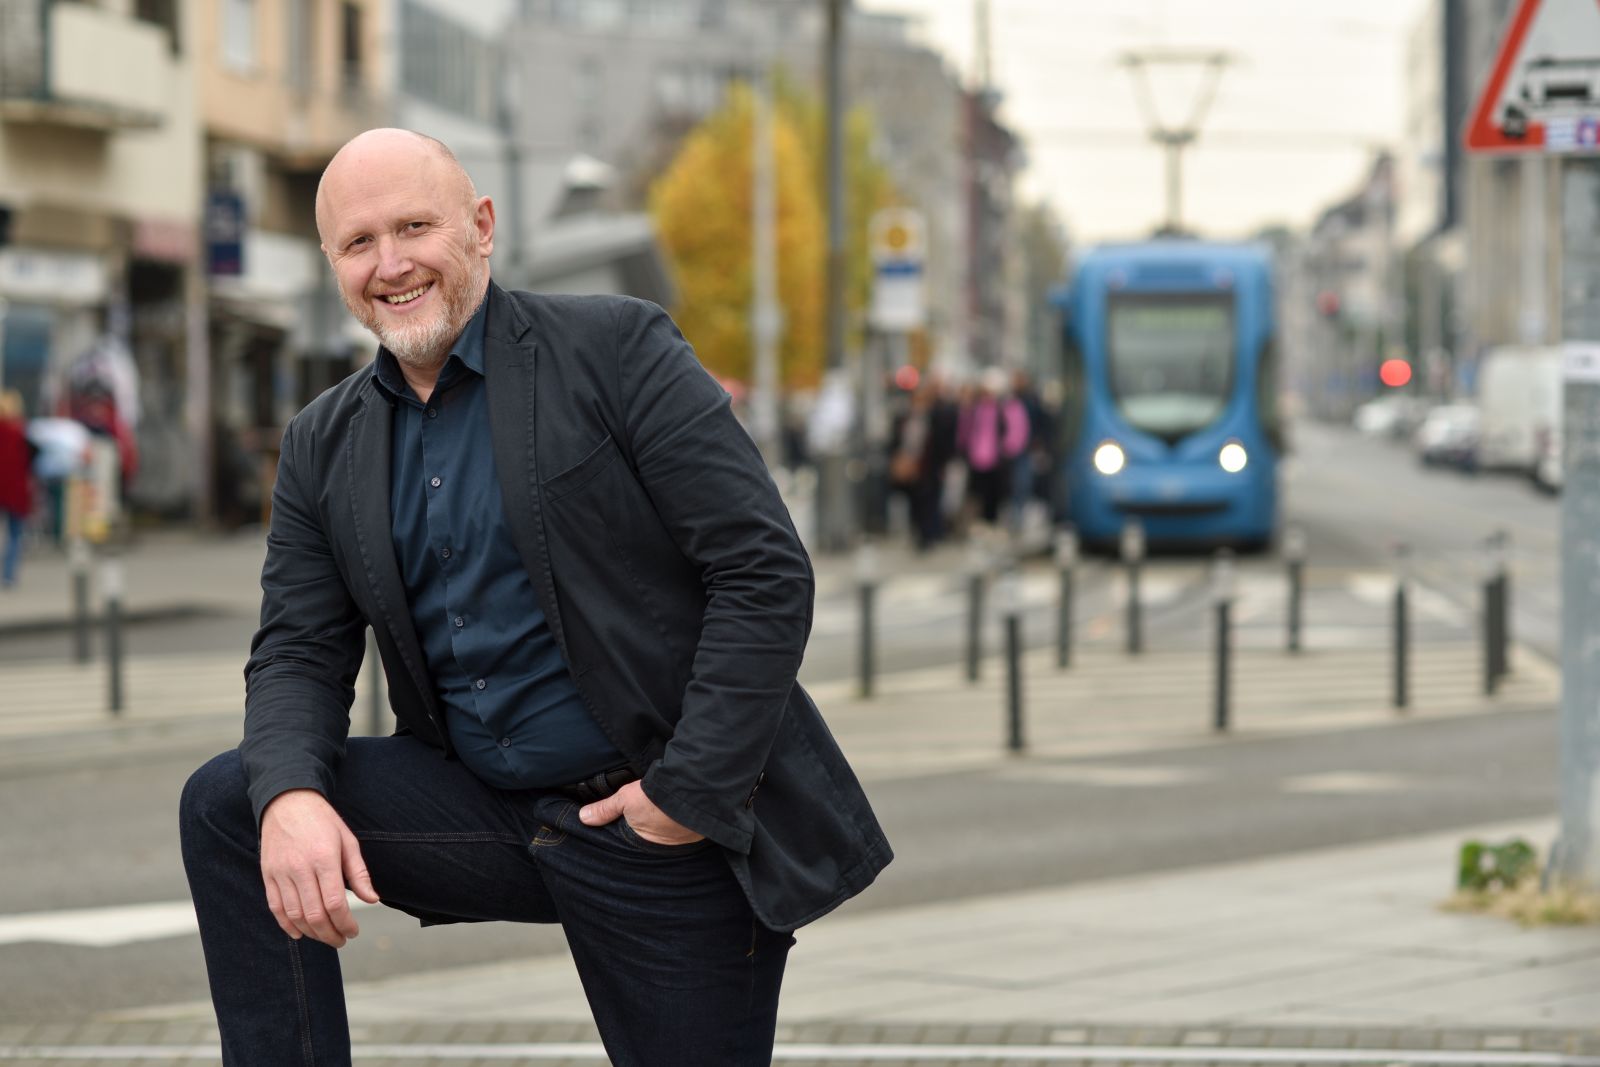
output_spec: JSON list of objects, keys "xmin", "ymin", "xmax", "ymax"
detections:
[
  {"xmin": 1476, "ymin": 346, "xmax": 1562, "ymax": 474},
  {"xmin": 1413, "ymin": 403, "xmax": 1480, "ymax": 470}
]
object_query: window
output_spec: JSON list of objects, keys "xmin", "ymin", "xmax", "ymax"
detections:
[
  {"xmin": 286, "ymin": 0, "xmax": 313, "ymax": 93},
  {"xmin": 221, "ymin": 0, "xmax": 256, "ymax": 74},
  {"xmin": 135, "ymin": 0, "xmax": 181, "ymax": 55},
  {"xmin": 1107, "ymin": 296, "xmax": 1236, "ymax": 441},
  {"xmin": 399, "ymin": 1, "xmax": 495, "ymax": 122},
  {"xmin": 341, "ymin": 3, "xmax": 363, "ymax": 90}
]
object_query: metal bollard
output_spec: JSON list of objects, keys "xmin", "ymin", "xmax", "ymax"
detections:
[
  {"xmin": 965, "ymin": 539, "xmax": 986, "ymax": 684},
  {"xmin": 70, "ymin": 537, "xmax": 92, "ymax": 663},
  {"xmin": 1121, "ymin": 520, "xmax": 1145, "ymax": 655},
  {"xmin": 1001, "ymin": 567, "xmax": 1025, "ymax": 752},
  {"xmin": 102, "ymin": 554, "xmax": 124, "ymax": 715},
  {"xmin": 1393, "ymin": 543, "xmax": 1410, "ymax": 712},
  {"xmin": 367, "ymin": 627, "xmax": 385, "ymax": 736},
  {"xmin": 1491, "ymin": 531, "xmax": 1504, "ymax": 681},
  {"xmin": 1213, "ymin": 548, "xmax": 1236, "ymax": 733},
  {"xmin": 1284, "ymin": 525, "xmax": 1306, "ymax": 654},
  {"xmin": 1055, "ymin": 525, "xmax": 1078, "ymax": 669},
  {"xmin": 856, "ymin": 542, "xmax": 878, "ymax": 699},
  {"xmin": 1483, "ymin": 532, "xmax": 1507, "ymax": 695}
]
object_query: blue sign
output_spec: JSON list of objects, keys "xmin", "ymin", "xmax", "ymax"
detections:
[
  {"xmin": 206, "ymin": 190, "xmax": 245, "ymax": 276},
  {"xmin": 1578, "ymin": 117, "xmax": 1600, "ymax": 151}
]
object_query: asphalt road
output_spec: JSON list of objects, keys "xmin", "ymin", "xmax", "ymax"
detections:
[{"xmin": 0, "ymin": 418, "xmax": 1568, "ymax": 1023}]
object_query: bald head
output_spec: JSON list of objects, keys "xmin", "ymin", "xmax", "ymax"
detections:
[
  {"xmin": 316, "ymin": 128, "xmax": 478, "ymax": 245},
  {"xmin": 315, "ymin": 127, "xmax": 496, "ymax": 376}
]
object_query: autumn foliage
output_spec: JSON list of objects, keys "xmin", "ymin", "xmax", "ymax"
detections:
[{"xmin": 650, "ymin": 82, "xmax": 896, "ymax": 390}]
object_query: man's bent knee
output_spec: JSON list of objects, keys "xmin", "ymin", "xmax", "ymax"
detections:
[{"xmin": 179, "ymin": 750, "xmax": 253, "ymax": 848}]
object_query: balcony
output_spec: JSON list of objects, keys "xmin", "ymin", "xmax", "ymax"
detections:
[{"xmin": 0, "ymin": 0, "xmax": 171, "ymax": 132}]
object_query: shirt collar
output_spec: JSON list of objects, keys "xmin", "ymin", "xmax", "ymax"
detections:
[{"xmin": 371, "ymin": 292, "xmax": 490, "ymax": 402}]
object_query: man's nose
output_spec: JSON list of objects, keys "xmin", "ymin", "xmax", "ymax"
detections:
[{"xmin": 373, "ymin": 236, "xmax": 414, "ymax": 282}]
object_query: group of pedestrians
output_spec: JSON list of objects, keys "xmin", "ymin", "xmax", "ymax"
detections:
[{"xmin": 887, "ymin": 366, "xmax": 1058, "ymax": 551}]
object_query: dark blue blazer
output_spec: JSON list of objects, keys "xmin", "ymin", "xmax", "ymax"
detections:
[{"xmin": 240, "ymin": 283, "xmax": 891, "ymax": 930}]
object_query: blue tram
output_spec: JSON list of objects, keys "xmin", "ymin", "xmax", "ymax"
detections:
[{"xmin": 1053, "ymin": 240, "xmax": 1281, "ymax": 549}]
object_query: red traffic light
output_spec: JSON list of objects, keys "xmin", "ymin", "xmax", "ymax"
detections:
[{"xmin": 1380, "ymin": 359, "xmax": 1413, "ymax": 388}]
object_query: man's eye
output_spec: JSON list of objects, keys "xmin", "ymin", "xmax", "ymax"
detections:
[
  {"xmin": 347, "ymin": 236, "xmax": 370, "ymax": 249},
  {"xmin": 406, "ymin": 221, "xmax": 427, "ymax": 232}
]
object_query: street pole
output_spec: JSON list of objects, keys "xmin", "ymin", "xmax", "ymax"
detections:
[
  {"xmin": 1554, "ymin": 148, "xmax": 1600, "ymax": 886},
  {"xmin": 749, "ymin": 31, "xmax": 781, "ymax": 466},
  {"xmin": 814, "ymin": 0, "xmax": 851, "ymax": 552},
  {"xmin": 1557, "ymin": 339, "xmax": 1600, "ymax": 887}
]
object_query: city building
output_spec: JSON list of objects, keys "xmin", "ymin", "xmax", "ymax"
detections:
[{"xmin": 0, "ymin": 0, "xmax": 198, "ymax": 515}]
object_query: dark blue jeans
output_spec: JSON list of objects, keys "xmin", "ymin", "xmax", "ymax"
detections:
[{"xmin": 179, "ymin": 737, "xmax": 792, "ymax": 1066}]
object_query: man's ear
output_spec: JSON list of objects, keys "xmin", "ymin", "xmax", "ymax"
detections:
[{"xmin": 473, "ymin": 196, "xmax": 496, "ymax": 258}]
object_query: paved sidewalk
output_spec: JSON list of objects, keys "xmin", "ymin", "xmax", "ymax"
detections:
[
  {"xmin": 0, "ymin": 530, "xmax": 1585, "ymax": 1065},
  {"xmin": 66, "ymin": 819, "xmax": 1600, "ymax": 1065}
]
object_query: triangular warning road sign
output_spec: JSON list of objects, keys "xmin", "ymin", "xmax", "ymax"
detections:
[{"xmin": 1465, "ymin": 0, "xmax": 1600, "ymax": 153}]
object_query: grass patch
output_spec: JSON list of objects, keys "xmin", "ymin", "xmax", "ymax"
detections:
[{"xmin": 1443, "ymin": 837, "xmax": 1600, "ymax": 926}]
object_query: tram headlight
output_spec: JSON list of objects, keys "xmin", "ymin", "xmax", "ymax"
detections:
[
  {"xmin": 1219, "ymin": 441, "xmax": 1249, "ymax": 474},
  {"xmin": 1093, "ymin": 441, "xmax": 1126, "ymax": 476}
]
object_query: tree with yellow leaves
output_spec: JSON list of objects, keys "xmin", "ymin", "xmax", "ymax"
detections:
[
  {"xmin": 651, "ymin": 81, "xmax": 901, "ymax": 390},
  {"xmin": 650, "ymin": 84, "xmax": 824, "ymax": 389}
]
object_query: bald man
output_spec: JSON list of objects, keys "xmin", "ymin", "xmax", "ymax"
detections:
[{"xmin": 179, "ymin": 129, "xmax": 891, "ymax": 1067}]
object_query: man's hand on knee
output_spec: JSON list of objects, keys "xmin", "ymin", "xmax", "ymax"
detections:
[{"xmin": 260, "ymin": 789, "xmax": 381, "ymax": 947}]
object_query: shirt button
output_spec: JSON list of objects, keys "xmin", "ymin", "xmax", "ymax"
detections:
[
  {"xmin": 499, "ymin": 737, "xmax": 511, "ymax": 748},
  {"xmin": 427, "ymin": 408, "xmax": 438, "ymax": 419},
  {"xmin": 441, "ymin": 547, "xmax": 452, "ymax": 560},
  {"xmin": 454, "ymin": 616, "xmax": 465, "ymax": 628},
  {"xmin": 430, "ymin": 476, "xmax": 441, "ymax": 488},
  {"xmin": 475, "ymin": 678, "xmax": 487, "ymax": 691}
]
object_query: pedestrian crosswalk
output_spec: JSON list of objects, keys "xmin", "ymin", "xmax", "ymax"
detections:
[
  {"xmin": 811, "ymin": 561, "xmax": 1484, "ymax": 647},
  {"xmin": 808, "ymin": 642, "xmax": 1559, "ymax": 782},
  {"xmin": 0, "ymin": 651, "xmax": 387, "ymax": 746}
]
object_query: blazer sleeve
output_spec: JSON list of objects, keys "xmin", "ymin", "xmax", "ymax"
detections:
[
  {"xmin": 613, "ymin": 298, "xmax": 813, "ymax": 851},
  {"xmin": 239, "ymin": 415, "xmax": 367, "ymax": 825}
]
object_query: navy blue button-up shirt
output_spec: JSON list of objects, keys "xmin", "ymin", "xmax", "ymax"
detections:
[{"xmin": 372, "ymin": 299, "xmax": 623, "ymax": 789}]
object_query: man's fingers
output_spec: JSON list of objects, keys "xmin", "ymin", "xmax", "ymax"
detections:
[
  {"xmin": 578, "ymin": 792, "xmax": 620, "ymax": 826},
  {"xmin": 275, "ymin": 877, "xmax": 315, "ymax": 941},
  {"xmin": 291, "ymin": 865, "xmax": 346, "ymax": 947},
  {"xmin": 262, "ymin": 877, "xmax": 301, "ymax": 940},
  {"xmin": 340, "ymin": 826, "xmax": 381, "ymax": 905}
]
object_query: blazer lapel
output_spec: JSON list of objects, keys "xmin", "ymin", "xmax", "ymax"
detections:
[
  {"xmin": 482, "ymin": 284, "xmax": 571, "ymax": 658},
  {"xmin": 347, "ymin": 384, "xmax": 437, "ymax": 708}
]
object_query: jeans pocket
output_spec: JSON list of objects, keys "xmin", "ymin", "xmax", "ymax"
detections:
[{"xmin": 615, "ymin": 815, "xmax": 716, "ymax": 856}]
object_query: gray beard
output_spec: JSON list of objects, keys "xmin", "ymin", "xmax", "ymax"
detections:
[{"xmin": 373, "ymin": 313, "xmax": 458, "ymax": 370}]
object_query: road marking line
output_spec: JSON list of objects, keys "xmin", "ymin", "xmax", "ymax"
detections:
[
  {"xmin": 2, "ymin": 1043, "xmax": 1596, "ymax": 1065},
  {"xmin": 994, "ymin": 764, "xmax": 1213, "ymax": 788},
  {"xmin": 0, "ymin": 897, "xmax": 376, "ymax": 947},
  {"xmin": 1280, "ymin": 772, "xmax": 1420, "ymax": 795}
]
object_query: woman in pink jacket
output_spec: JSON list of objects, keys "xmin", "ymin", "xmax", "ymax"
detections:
[{"xmin": 958, "ymin": 368, "xmax": 1030, "ymax": 528}]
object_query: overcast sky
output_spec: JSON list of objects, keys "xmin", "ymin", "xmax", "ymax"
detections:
[{"xmin": 856, "ymin": 0, "xmax": 1433, "ymax": 244}]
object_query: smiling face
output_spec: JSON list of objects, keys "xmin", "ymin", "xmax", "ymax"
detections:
[{"xmin": 316, "ymin": 130, "xmax": 495, "ymax": 373}]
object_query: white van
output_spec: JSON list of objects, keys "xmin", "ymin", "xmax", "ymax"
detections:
[{"xmin": 1476, "ymin": 346, "xmax": 1563, "ymax": 474}]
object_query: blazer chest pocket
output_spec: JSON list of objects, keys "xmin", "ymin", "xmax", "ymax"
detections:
[{"xmin": 542, "ymin": 433, "xmax": 620, "ymax": 502}]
